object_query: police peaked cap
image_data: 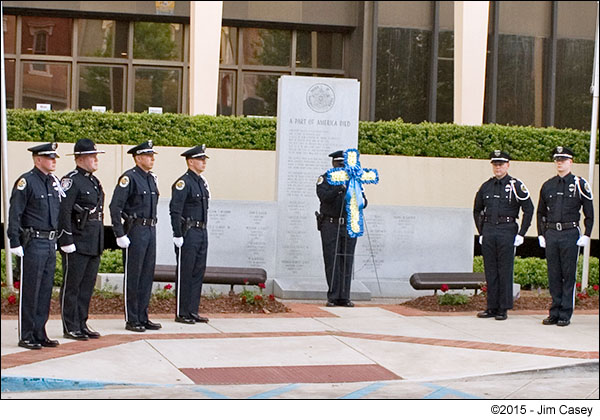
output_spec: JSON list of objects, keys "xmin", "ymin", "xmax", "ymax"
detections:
[
  {"xmin": 181, "ymin": 144, "xmax": 209, "ymax": 159},
  {"xmin": 489, "ymin": 150, "xmax": 510, "ymax": 162},
  {"xmin": 552, "ymin": 146, "xmax": 574, "ymax": 160},
  {"xmin": 67, "ymin": 138, "xmax": 105, "ymax": 155},
  {"xmin": 28, "ymin": 142, "xmax": 59, "ymax": 158},
  {"xmin": 329, "ymin": 150, "xmax": 344, "ymax": 161},
  {"xmin": 127, "ymin": 140, "xmax": 157, "ymax": 155}
]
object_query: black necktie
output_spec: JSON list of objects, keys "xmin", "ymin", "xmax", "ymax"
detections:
[{"xmin": 556, "ymin": 178, "xmax": 565, "ymax": 221}]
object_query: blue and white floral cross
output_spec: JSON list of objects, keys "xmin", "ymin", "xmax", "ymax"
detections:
[{"xmin": 326, "ymin": 148, "xmax": 379, "ymax": 238}]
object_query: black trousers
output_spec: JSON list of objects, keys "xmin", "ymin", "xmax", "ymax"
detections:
[
  {"xmin": 60, "ymin": 251, "xmax": 100, "ymax": 333},
  {"xmin": 320, "ymin": 221, "xmax": 357, "ymax": 303},
  {"xmin": 545, "ymin": 228, "xmax": 579, "ymax": 321},
  {"xmin": 481, "ymin": 222, "xmax": 517, "ymax": 312},
  {"xmin": 19, "ymin": 238, "xmax": 56, "ymax": 342},
  {"xmin": 123, "ymin": 225, "xmax": 156, "ymax": 325},
  {"xmin": 175, "ymin": 227, "xmax": 208, "ymax": 318}
]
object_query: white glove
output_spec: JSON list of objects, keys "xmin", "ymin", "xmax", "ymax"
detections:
[
  {"xmin": 538, "ymin": 236, "xmax": 546, "ymax": 248},
  {"xmin": 61, "ymin": 244, "xmax": 76, "ymax": 253},
  {"xmin": 513, "ymin": 235, "xmax": 524, "ymax": 247},
  {"xmin": 576, "ymin": 235, "xmax": 590, "ymax": 247},
  {"xmin": 10, "ymin": 246, "xmax": 24, "ymax": 257},
  {"xmin": 173, "ymin": 237, "xmax": 184, "ymax": 248},
  {"xmin": 116, "ymin": 235, "xmax": 131, "ymax": 249},
  {"xmin": 479, "ymin": 236, "xmax": 483, "ymax": 245}
]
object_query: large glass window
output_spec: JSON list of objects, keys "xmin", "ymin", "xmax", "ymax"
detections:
[
  {"xmin": 218, "ymin": 71, "xmax": 235, "ymax": 116},
  {"xmin": 375, "ymin": 27, "xmax": 431, "ymax": 123},
  {"xmin": 133, "ymin": 22, "xmax": 183, "ymax": 61},
  {"xmin": 297, "ymin": 31, "xmax": 343, "ymax": 69},
  {"xmin": 3, "ymin": 15, "xmax": 17, "ymax": 54},
  {"xmin": 242, "ymin": 73, "xmax": 280, "ymax": 116},
  {"xmin": 436, "ymin": 31, "xmax": 454, "ymax": 123},
  {"xmin": 21, "ymin": 17, "xmax": 73, "ymax": 56},
  {"xmin": 134, "ymin": 67, "xmax": 181, "ymax": 113},
  {"xmin": 5, "ymin": 60, "xmax": 16, "ymax": 108},
  {"xmin": 220, "ymin": 27, "xmax": 237, "ymax": 65},
  {"xmin": 78, "ymin": 65, "xmax": 125, "ymax": 112},
  {"xmin": 78, "ymin": 19, "xmax": 129, "ymax": 58},
  {"xmin": 21, "ymin": 61, "xmax": 70, "ymax": 110},
  {"xmin": 242, "ymin": 28, "xmax": 291, "ymax": 66}
]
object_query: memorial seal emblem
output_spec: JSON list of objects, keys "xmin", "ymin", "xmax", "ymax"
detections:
[{"xmin": 306, "ymin": 83, "xmax": 335, "ymax": 113}]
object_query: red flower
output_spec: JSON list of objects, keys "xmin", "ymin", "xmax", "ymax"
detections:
[
  {"xmin": 440, "ymin": 284, "xmax": 449, "ymax": 293},
  {"xmin": 481, "ymin": 285, "xmax": 487, "ymax": 293},
  {"xmin": 243, "ymin": 279, "xmax": 249, "ymax": 285},
  {"xmin": 593, "ymin": 285, "xmax": 599, "ymax": 291},
  {"xmin": 164, "ymin": 284, "xmax": 172, "ymax": 290},
  {"xmin": 8, "ymin": 295, "xmax": 17, "ymax": 305},
  {"xmin": 241, "ymin": 295, "xmax": 247, "ymax": 303},
  {"xmin": 258, "ymin": 282, "xmax": 266, "ymax": 289},
  {"xmin": 576, "ymin": 293, "xmax": 584, "ymax": 299},
  {"xmin": 268, "ymin": 294, "xmax": 275, "ymax": 301},
  {"xmin": 13, "ymin": 281, "xmax": 20, "ymax": 290},
  {"xmin": 576, "ymin": 282, "xmax": 582, "ymax": 289},
  {"xmin": 254, "ymin": 295, "xmax": 263, "ymax": 301}
]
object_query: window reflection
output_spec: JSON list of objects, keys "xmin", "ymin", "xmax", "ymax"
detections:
[
  {"xmin": 78, "ymin": 20, "xmax": 128, "ymax": 58},
  {"xmin": 220, "ymin": 27, "xmax": 237, "ymax": 64},
  {"xmin": 79, "ymin": 65, "xmax": 125, "ymax": 112},
  {"xmin": 21, "ymin": 61, "xmax": 70, "ymax": 110},
  {"xmin": 242, "ymin": 73, "xmax": 280, "ymax": 116},
  {"xmin": 218, "ymin": 71, "xmax": 235, "ymax": 116},
  {"xmin": 5, "ymin": 60, "xmax": 16, "ymax": 108},
  {"xmin": 436, "ymin": 31, "xmax": 454, "ymax": 123},
  {"xmin": 242, "ymin": 28, "xmax": 291, "ymax": 66},
  {"xmin": 21, "ymin": 16, "xmax": 72, "ymax": 56},
  {"xmin": 134, "ymin": 67, "xmax": 181, "ymax": 113},
  {"xmin": 297, "ymin": 31, "xmax": 343, "ymax": 69},
  {"xmin": 3, "ymin": 15, "xmax": 17, "ymax": 54},
  {"xmin": 133, "ymin": 22, "xmax": 183, "ymax": 61}
]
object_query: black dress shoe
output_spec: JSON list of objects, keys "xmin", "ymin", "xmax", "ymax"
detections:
[
  {"xmin": 175, "ymin": 316, "xmax": 195, "ymax": 324},
  {"xmin": 143, "ymin": 320, "xmax": 162, "ymax": 330},
  {"xmin": 542, "ymin": 316, "xmax": 558, "ymax": 325},
  {"xmin": 477, "ymin": 309, "xmax": 497, "ymax": 318},
  {"xmin": 125, "ymin": 323, "xmax": 146, "ymax": 332},
  {"xmin": 495, "ymin": 311, "xmax": 508, "ymax": 321},
  {"xmin": 63, "ymin": 331, "xmax": 89, "ymax": 340},
  {"xmin": 340, "ymin": 301, "xmax": 355, "ymax": 307},
  {"xmin": 38, "ymin": 338, "xmax": 60, "ymax": 347},
  {"xmin": 18, "ymin": 340, "xmax": 42, "ymax": 350},
  {"xmin": 557, "ymin": 319, "xmax": 570, "ymax": 327},
  {"xmin": 326, "ymin": 301, "xmax": 336, "ymax": 307},
  {"xmin": 82, "ymin": 327, "xmax": 101, "ymax": 339},
  {"xmin": 190, "ymin": 313, "xmax": 209, "ymax": 323}
]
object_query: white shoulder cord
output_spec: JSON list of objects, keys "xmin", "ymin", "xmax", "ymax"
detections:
[
  {"xmin": 200, "ymin": 174, "xmax": 211, "ymax": 199},
  {"xmin": 574, "ymin": 176, "xmax": 594, "ymax": 200},
  {"xmin": 509, "ymin": 178, "xmax": 530, "ymax": 201}
]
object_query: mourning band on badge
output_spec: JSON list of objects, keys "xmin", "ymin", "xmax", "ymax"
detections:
[
  {"xmin": 317, "ymin": 176, "xmax": 324, "ymax": 185},
  {"xmin": 175, "ymin": 179, "xmax": 185, "ymax": 190},
  {"xmin": 61, "ymin": 178, "xmax": 73, "ymax": 191},
  {"xmin": 119, "ymin": 176, "xmax": 130, "ymax": 187},
  {"xmin": 17, "ymin": 178, "xmax": 27, "ymax": 190}
]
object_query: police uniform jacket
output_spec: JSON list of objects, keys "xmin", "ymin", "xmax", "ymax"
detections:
[
  {"xmin": 317, "ymin": 172, "xmax": 367, "ymax": 218},
  {"xmin": 8, "ymin": 167, "xmax": 61, "ymax": 247},
  {"xmin": 57, "ymin": 167, "xmax": 105, "ymax": 256},
  {"xmin": 169, "ymin": 169, "xmax": 210, "ymax": 237},
  {"xmin": 537, "ymin": 173, "xmax": 594, "ymax": 236},
  {"xmin": 473, "ymin": 175, "xmax": 534, "ymax": 236},
  {"xmin": 109, "ymin": 165, "xmax": 159, "ymax": 238}
]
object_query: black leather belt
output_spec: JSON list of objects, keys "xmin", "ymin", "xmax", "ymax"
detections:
[
  {"xmin": 187, "ymin": 220, "xmax": 206, "ymax": 229},
  {"xmin": 323, "ymin": 216, "xmax": 345, "ymax": 225},
  {"xmin": 132, "ymin": 217, "xmax": 157, "ymax": 227},
  {"xmin": 483, "ymin": 216, "xmax": 515, "ymax": 224},
  {"xmin": 88, "ymin": 212, "xmax": 103, "ymax": 221},
  {"xmin": 545, "ymin": 222, "xmax": 578, "ymax": 231},
  {"xmin": 29, "ymin": 229, "xmax": 57, "ymax": 240}
]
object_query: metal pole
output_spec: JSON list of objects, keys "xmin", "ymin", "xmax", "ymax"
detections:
[
  {"xmin": 1, "ymin": 3, "xmax": 15, "ymax": 289},
  {"xmin": 581, "ymin": 2, "xmax": 599, "ymax": 290}
]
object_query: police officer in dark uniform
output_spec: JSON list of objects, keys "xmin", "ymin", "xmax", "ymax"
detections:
[
  {"xmin": 169, "ymin": 145, "xmax": 211, "ymax": 324},
  {"xmin": 473, "ymin": 150, "xmax": 534, "ymax": 321},
  {"xmin": 538, "ymin": 146, "xmax": 594, "ymax": 327},
  {"xmin": 8, "ymin": 142, "xmax": 63, "ymax": 350},
  {"xmin": 109, "ymin": 140, "xmax": 161, "ymax": 332},
  {"xmin": 57, "ymin": 138, "xmax": 105, "ymax": 340},
  {"xmin": 316, "ymin": 150, "xmax": 365, "ymax": 307}
]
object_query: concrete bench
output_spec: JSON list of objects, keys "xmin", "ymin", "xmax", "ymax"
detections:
[
  {"xmin": 409, "ymin": 272, "xmax": 486, "ymax": 295},
  {"xmin": 153, "ymin": 265, "xmax": 267, "ymax": 293}
]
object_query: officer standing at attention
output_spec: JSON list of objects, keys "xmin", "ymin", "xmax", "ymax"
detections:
[
  {"xmin": 169, "ymin": 145, "xmax": 211, "ymax": 324},
  {"xmin": 316, "ymin": 150, "xmax": 364, "ymax": 307},
  {"xmin": 109, "ymin": 140, "xmax": 161, "ymax": 332},
  {"xmin": 537, "ymin": 146, "xmax": 594, "ymax": 327},
  {"xmin": 8, "ymin": 142, "xmax": 63, "ymax": 350},
  {"xmin": 473, "ymin": 150, "xmax": 534, "ymax": 321},
  {"xmin": 57, "ymin": 138, "xmax": 105, "ymax": 341}
]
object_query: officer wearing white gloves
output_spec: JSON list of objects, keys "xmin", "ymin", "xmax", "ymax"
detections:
[
  {"xmin": 109, "ymin": 140, "xmax": 161, "ymax": 333},
  {"xmin": 169, "ymin": 145, "xmax": 211, "ymax": 324},
  {"xmin": 473, "ymin": 151, "xmax": 534, "ymax": 321},
  {"xmin": 57, "ymin": 138, "xmax": 105, "ymax": 341},
  {"xmin": 537, "ymin": 146, "xmax": 594, "ymax": 327},
  {"xmin": 8, "ymin": 142, "xmax": 62, "ymax": 350}
]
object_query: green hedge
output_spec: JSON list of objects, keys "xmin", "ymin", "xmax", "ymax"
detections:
[
  {"xmin": 7, "ymin": 110, "xmax": 597, "ymax": 162},
  {"xmin": 473, "ymin": 255, "xmax": 599, "ymax": 289}
]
